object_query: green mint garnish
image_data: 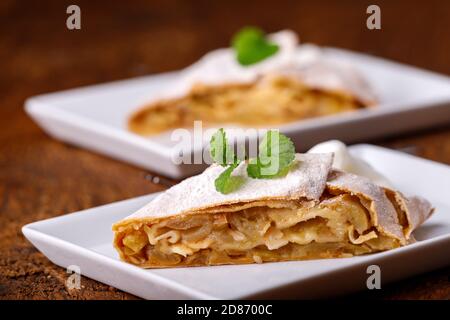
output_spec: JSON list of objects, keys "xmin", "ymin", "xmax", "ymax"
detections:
[
  {"xmin": 247, "ymin": 130, "xmax": 295, "ymax": 179},
  {"xmin": 210, "ymin": 128, "xmax": 234, "ymax": 166},
  {"xmin": 210, "ymin": 128, "xmax": 242, "ymax": 194},
  {"xmin": 232, "ymin": 27, "xmax": 279, "ymax": 66},
  {"xmin": 214, "ymin": 162, "xmax": 243, "ymax": 194},
  {"xmin": 210, "ymin": 129, "xmax": 295, "ymax": 194}
]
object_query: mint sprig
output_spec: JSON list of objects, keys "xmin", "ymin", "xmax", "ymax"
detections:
[
  {"xmin": 214, "ymin": 162, "xmax": 243, "ymax": 194},
  {"xmin": 232, "ymin": 27, "xmax": 279, "ymax": 66},
  {"xmin": 210, "ymin": 129, "xmax": 242, "ymax": 194},
  {"xmin": 247, "ymin": 130, "xmax": 295, "ymax": 179},
  {"xmin": 210, "ymin": 128, "xmax": 234, "ymax": 166},
  {"xmin": 210, "ymin": 129, "xmax": 295, "ymax": 194}
]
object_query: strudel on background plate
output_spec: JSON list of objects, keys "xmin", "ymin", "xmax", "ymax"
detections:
[
  {"xmin": 129, "ymin": 29, "xmax": 377, "ymax": 135},
  {"xmin": 113, "ymin": 153, "xmax": 432, "ymax": 268}
]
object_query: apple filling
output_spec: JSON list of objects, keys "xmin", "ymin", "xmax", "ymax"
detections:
[
  {"xmin": 129, "ymin": 76, "xmax": 366, "ymax": 135},
  {"xmin": 114, "ymin": 193, "xmax": 400, "ymax": 268}
]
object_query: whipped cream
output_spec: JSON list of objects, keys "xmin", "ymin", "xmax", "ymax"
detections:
[
  {"xmin": 141, "ymin": 30, "xmax": 376, "ymax": 106},
  {"xmin": 307, "ymin": 140, "xmax": 393, "ymax": 188}
]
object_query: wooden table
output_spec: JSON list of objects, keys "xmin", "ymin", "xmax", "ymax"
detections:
[{"xmin": 0, "ymin": 0, "xmax": 449, "ymax": 299}]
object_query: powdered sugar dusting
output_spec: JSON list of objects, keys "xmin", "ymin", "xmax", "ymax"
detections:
[
  {"xmin": 137, "ymin": 30, "xmax": 376, "ymax": 107},
  {"xmin": 122, "ymin": 153, "xmax": 333, "ymax": 221}
]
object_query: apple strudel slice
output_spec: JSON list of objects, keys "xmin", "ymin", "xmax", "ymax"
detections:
[
  {"xmin": 129, "ymin": 76, "xmax": 372, "ymax": 136},
  {"xmin": 128, "ymin": 30, "xmax": 376, "ymax": 136},
  {"xmin": 113, "ymin": 153, "xmax": 433, "ymax": 268}
]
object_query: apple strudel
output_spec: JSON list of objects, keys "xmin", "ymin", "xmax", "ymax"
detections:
[
  {"xmin": 113, "ymin": 153, "xmax": 432, "ymax": 268},
  {"xmin": 128, "ymin": 30, "xmax": 376, "ymax": 136}
]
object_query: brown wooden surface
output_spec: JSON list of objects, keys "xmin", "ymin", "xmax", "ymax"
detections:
[{"xmin": 0, "ymin": 0, "xmax": 449, "ymax": 300}]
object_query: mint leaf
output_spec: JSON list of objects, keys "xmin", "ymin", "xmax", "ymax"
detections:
[
  {"xmin": 232, "ymin": 27, "xmax": 279, "ymax": 66},
  {"xmin": 210, "ymin": 129, "xmax": 242, "ymax": 194},
  {"xmin": 214, "ymin": 162, "xmax": 243, "ymax": 194},
  {"xmin": 210, "ymin": 128, "xmax": 234, "ymax": 166},
  {"xmin": 246, "ymin": 157, "xmax": 262, "ymax": 179},
  {"xmin": 247, "ymin": 131, "xmax": 295, "ymax": 179},
  {"xmin": 210, "ymin": 129, "xmax": 295, "ymax": 194}
]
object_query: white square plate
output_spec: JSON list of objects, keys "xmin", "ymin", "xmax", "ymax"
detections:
[
  {"xmin": 25, "ymin": 47, "xmax": 450, "ymax": 179},
  {"xmin": 22, "ymin": 145, "xmax": 450, "ymax": 299}
]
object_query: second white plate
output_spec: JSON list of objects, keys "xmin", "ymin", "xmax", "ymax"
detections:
[{"xmin": 25, "ymin": 47, "xmax": 450, "ymax": 178}]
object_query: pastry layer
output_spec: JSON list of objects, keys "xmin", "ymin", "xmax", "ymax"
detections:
[
  {"xmin": 129, "ymin": 76, "xmax": 367, "ymax": 135},
  {"xmin": 114, "ymin": 193, "xmax": 401, "ymax": 268}
]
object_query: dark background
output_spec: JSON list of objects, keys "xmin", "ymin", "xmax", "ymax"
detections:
[{"xmin": 0, "ymin": 0, "xmax": 449, "ymax": 299}]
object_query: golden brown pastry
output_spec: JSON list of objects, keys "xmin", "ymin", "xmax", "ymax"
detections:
[
  {"xmin": 128, "ymin": 30, "xmax": 377, "ymax": 136},
  {"xmin": 113, "ymin": 153, "xmax": 432, "ymax": 268},
  {"xmin": 129, "ymin": 77, "xmax": 370, "ymax": 135}
]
